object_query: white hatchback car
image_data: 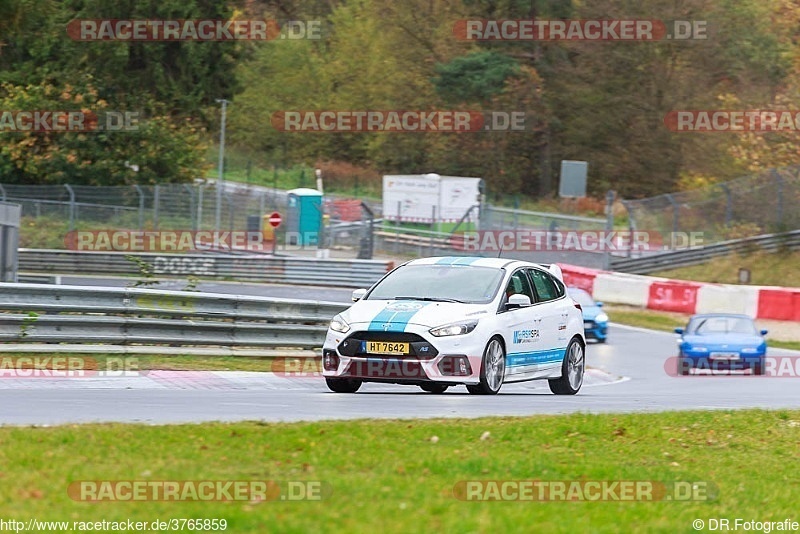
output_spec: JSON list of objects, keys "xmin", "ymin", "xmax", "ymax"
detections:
[{"xmin": 322, "ymin": 257, "xmax": 586, "ymax": 395}]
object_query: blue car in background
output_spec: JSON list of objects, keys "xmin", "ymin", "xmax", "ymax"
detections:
[
  {"xmin": 568, "ymin": 287, "xmax": 608, "ymax": 343},
  {"xmin": 675, "ymin": 314, "xmax": 767, "ymax": 375}
]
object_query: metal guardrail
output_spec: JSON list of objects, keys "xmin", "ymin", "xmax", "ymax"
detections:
[
  {"xmin": 374, "ymin": 226, "xmax": 463, "ymax": 257},
  {"xmin": 609, "ymin": 230, "xmax": 800, "ymax": 274},
  {"xmin": 17, "ymin": 249, "xmax": 392, "ymax": 288},
  {"xmin": 0, "ymin": 283, "xmax": 349, "ymax": 348},
  {"xmin": 0, "ymin": 202, "xmax": 21, "ymax": 282}
]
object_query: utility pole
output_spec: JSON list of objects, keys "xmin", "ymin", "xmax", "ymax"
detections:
[{"xmin": 215, "ymin": 99, "xmax": 229, "ymax": 231}]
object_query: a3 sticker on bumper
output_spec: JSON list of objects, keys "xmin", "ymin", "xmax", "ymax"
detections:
[{"xmin": 368, "ymin": 302, "xmax": 431, "ymax": 332}]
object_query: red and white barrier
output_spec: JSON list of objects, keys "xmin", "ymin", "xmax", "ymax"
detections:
[
  {"xmin": 558, "ymin": 263, "xmax": 798, "ymax": 322},
  {"xmin": 647, "ymin": 280, "xmax": 701, "ymax": 314},
  {"xmin": 557, "ymin": 264, "xmax": 598, "ymax": 293},
  {"xmin": 757, "ymin": 288, "xmax": 800, "ymax": 321}
]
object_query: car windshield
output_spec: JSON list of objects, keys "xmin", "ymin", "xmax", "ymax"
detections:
[
  {"xmin": 366, "ymin": 264, "xmax": 504, "ymax": 304},
  {"xmin": 567, "ymin": 288, "xmax": 596, "ymax": 307},
  {"xmin": 687, "ymin": 316, "xmax": 757, "ymax": 335}
]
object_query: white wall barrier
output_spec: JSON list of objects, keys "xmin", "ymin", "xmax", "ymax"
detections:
[{"xmin": 592, "ymin": 272, "xmax": 651, "ymax": 308}]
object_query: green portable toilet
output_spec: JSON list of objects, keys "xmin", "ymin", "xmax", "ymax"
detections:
[{"xmin": 286, "ymin": 188, "xmax": 323, "ymax": 246}]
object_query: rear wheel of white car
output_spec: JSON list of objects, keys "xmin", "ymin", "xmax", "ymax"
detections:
[
  {"xmin": 467, "ymin": 337, "xmax": 505, "ymax": 395},
  {"xmin": 325, "ymin": 377, "xmax": 362, "ymax": 393},
  {"xmin": 549, "ymin": 338, "xmax": 584, "ymax": 395},
  {"xmin": 420, "ymin": 384, "xmax": 449, "ymax": 394}
]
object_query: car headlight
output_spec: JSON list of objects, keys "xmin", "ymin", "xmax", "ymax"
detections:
[
  {"xmin": 429, "ymin": 320, "xmax": 478, "ymax": 337},
  {"xmin": 329, "ymin": 314, "xmax": 350, "ymax": 333},
  {"xmin": 691, "ymin": 346, "xmax": 709, "ymax": 352},
  {"xmin": 741, "ymin": 347, "xmax": 760, "ymax": 354},
  {"xmin": 595, "ymin": 312, "xmax": 609, "ymax": 323}
]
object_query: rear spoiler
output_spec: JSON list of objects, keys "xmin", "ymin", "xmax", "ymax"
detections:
[{"xmin": 543, "ymin": 263, "xmax": 564, "ymax": 282}]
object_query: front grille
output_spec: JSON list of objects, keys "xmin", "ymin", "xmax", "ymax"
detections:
[
  {"xmin": 338, "ymin": 331, "xmax": 438, "ymax": 360},
  {"xmin": 342, "ymin": 359, "xmax": 426, "ymax": 379}
]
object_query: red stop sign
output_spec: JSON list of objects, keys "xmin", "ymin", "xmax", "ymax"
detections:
[{"xmin": 268, "ymin": 212, "xmax": 282, "ymax": 228}]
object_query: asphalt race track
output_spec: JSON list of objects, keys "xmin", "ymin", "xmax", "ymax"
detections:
[{"xmin": 2, "ymin": 279, "xmax": 799, "ymax": 425}]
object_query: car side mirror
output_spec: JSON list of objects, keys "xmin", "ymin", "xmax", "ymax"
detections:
[
  {"xmin": 760, "ymin": 329, "xmax": 768, "ymax": 336},
  {"xmin": 596, "ymin": 302, "xmax": 604, "ymax": 307},
  {"xmin": 507, "ymin": 294, "xmax": 532, "ymax": 309},
  {"xmin": 674, "ymin": 327, "xmax": 684, "ymax": 335},
  {"xmin": 352, "ymin": 288, "xmax": 367, "ymax": 302}
]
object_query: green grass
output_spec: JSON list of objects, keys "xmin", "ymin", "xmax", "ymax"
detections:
[
  {"xmin": 1, "ymin": 410, "xmax": 799, "ymax": 532},
  {"xmin": 605, "ymin": 305, "xmax": 687, "ymax": 333},
  {"xmin": 0, "ymin": 353, "xmax": 316, "ymax": 373},
  {"xmin": 654, "ymin": 250, "xmax": 800, "ymax": 287},
  {"xmin": 19, "ymin": 214, "xmax": 201, "ymax": 250}
]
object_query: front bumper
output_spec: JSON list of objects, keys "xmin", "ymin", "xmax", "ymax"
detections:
[
  {"xmin": 322, "ymin": 326, "xmax": 485, "ymax": 385},
  {"xmin": 679, "ymin": 352, "xmax": 765, "ymax": 372},
  {"xmin": 583, "ymin": 320, "xmax": 608, "ymax": 340}
]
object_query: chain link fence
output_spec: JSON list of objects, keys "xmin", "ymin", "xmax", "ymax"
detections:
[
  {"xmin": 1, "ymin": 181, "xmax": 382, "ymax": 257},
  {"xmin": 623, "ymin": 166, "xmax": 800, "ymax": 247},
  {"xmin": 0, "ymin": 182, "xmax": 286, "ymax": 235},
  {"xmin": 1, "ymin": 179, "xmax": 612, "ymax": 262}
]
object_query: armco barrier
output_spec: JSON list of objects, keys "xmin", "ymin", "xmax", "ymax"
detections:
[
  {"xmin": 0, "ymin": 283, "xmax": 349, "ymax": 348},
  {"xmin": 17, "ymin": 249, "xmax": 392, "ymax": 288},
  {"xmin": 558, "ymin": 262, "xmax": 799, "ymax": 321},
  {"xmin": 609, "ymin": 229, "xmax": 800, "ymax": 275}
]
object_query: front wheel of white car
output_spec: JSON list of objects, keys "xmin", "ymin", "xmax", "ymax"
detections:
[
  {"xmin": 549, "ymin": 338, "xmax": 585, "ymax": 395},
  {"xmin": 325, "ymin": 377, "xmax": 362, "ymax": 393},
  {"xmin": 467, "ymin": 337, "xmax": 505, "ymax": 395},
  {"xmin": 419, "ymin": 383, "xmax": 449, "ymax": 394}
]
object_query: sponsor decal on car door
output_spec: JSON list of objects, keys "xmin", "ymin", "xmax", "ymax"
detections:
[
  {"xmin": 519, "ymin": 268, "xmax": 569, "ymax": 373},
  {"xmin": 500, "ymin": 269, "xmax": 553, "ymax": 380}
]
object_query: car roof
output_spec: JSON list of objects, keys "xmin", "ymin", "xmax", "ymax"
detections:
[
  {"xmin": 405, "ymin": 256, "xmax": 545, "ymax": 270},
  {"xmin": 689, "ymin": 313, "xmax": 753, "ymax": 320}
]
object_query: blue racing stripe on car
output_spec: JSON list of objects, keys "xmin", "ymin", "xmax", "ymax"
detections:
[
  {"xmin": 367, "ymin": 302, "xmax": 431, "ymax": 332},
  {"xmin": 506, "ymin": 348, "xmax": 566, "ymax": 367}
]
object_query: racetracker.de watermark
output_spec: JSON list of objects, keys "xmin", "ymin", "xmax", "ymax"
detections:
[
  {"xmin": 0, "ymin": 356, "xmax": 143, "ymax": 378},
  {"xmin": 271, "ymin": 110, "xmax": 526, "ymax": 132},
  {"xmin": 453, "ymin": 19, "xmax": 708, "ymax": 41},
  {"xmin": 453, "ymin": 480, "xmax": 717, "ymax": 501},
  {"xmin": 666, "ymin": 356, "xmax": 800, "ymax": 377},
  {"xmin": 68, "ymin": 480, "xmax": 331, "ymax": 502},
  {"xmin": 454, "ymin": 230, "xmax": 704, "ymax": 253},
  {"xmin": 64, "ymin": 230, "xmax": 269, "ymax": 252},
  {"xmin": 0, "ymin": 111, "xmax": 138, "ymax": 133},
  {"xmin": 67, "ymin": 19, "xmax": 323, "ymax": 41},
  {"xmin": 272, "ymin": 358, "xmax": 322, "ymax": 377},
  {"xmin": 665, "ymin": 110, "xmax": 800, "ymax": 132}
]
